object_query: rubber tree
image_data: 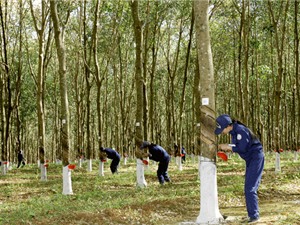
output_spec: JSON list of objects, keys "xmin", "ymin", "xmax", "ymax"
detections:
[
  {"xmin": 267, "ymin": 0, "xmax": 289, "ymax": 151},
  {"xmin": 194, "ymin": 0, "xmax": 223, "ymax": 223},
  {"xmin": 295, "ymin": 1, "xmax": 300, "ymax": 150},
  {"xmin": 29, "ymin": 0, "xmax": 50, "ymax": 181},
  {"xmin": 177, "ymin": 7, "xmax": 194, "ymax": 170},
  {"xmin": 130, "ymin": 0, "xmax": 147, "ymax": 188},
  {"xmin": 82, "ymin": 0, "xmax": 93, "ymax": 172},
  {"xmin": 50, "ymin": 0, "xmax": 72, "ymax": 195},
  {"xmin": 0, "ymin": 0, "xmax": 12, "ymax": 175},
  {"xmin": 90, "ymin": 0, "xmax": 106, "ymax": 175}
]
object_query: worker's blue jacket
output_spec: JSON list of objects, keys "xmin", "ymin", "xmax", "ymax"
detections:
[
  {"xmin": 148, "ymin": 145, "xmax": 170, "ymax": 162},
  {"xmin": 103, "ymin": 148, "xmax": 120, "ymax": 160},
  {"xmin": 230, "ymin": 122, "xmax": 263, "ymax": 162}
]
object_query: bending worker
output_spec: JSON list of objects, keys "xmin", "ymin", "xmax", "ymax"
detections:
[
  {"xmin": 100, "ymin": 147, "xmax": 121, "ymax": 174},
  {"xmin": 215, "ymin": 114, "xmax": 264, "ymax": 224},
  {"xmin": 140, "ymin": 141, "xmax": 171, "ymax": 185}
]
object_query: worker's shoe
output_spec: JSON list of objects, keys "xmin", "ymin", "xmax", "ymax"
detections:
[{"xmin": 248, "ymin": 217, "xmax": 259, "ymax": 224}]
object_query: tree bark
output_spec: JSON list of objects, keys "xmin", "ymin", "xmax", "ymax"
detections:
[
  {"xmin": 294, "ymin": 1, "xmax": 300, "ymax": 150},
  {"xmin": 50, "ymin": 0, "xmax": 70, "ymax": 167},
  {"xmin": 130, "ymin": 0, "xmax": 143, "ymax": 147},
  {"xmin": 0, "ymin": 1, "xmax": 11, "ymax": 174},
  {"xmin": 267, "ymin": 0, "xmax": 289, "ymax": 150},
  {"xmin": 194, "ymin": 0, "xmax": 223, "ymax": 223},
  {"xmin": 131, "ymin": 0, "xmax": 147, "ymax": 188},
  {"xmin": 29, "ymin": 0, "xmax": 49, "ymax": 179}
]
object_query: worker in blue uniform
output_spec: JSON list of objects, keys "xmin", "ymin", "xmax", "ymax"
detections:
[
  {"xmin": 140, "ymin": 141, "xmax": 171, "ymax": 185},
  {"xmin": 100, "ymin": 147, "xmax": 121, "ymax": 174},
  {"xmin": 215, "ymin": 114, "xmax": 264, "ymax": 224}
]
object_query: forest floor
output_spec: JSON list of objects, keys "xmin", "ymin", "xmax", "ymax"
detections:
[{"xmin": 0, "ymin": 152, "xmax": 299, "ymax": 225}]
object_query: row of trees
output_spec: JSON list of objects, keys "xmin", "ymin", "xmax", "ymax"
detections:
[{"xmin": 0, "ymin": 0, "xmax": 299, "ymax": 165}]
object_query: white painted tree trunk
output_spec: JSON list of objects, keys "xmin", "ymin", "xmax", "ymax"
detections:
[
  {"xmin": 37, "ymin": 159, "xmax": 40, "ymax": 168},
  {"xmin": 8, "ymin": 162, "xmax": 12, "ymax": 170},
  {"xmin": 40, "ymin": 164, "xmax": 47, "ymax": 181},
  {"xmin": 196, "ymin": 157, "xmax": 224, "ymax": 224},
  {"xmin": 123, "ymin": 157, "xmax": 127, "ymax": 165},
  {"xmin": 145, "ymin": 157, "xmax": 150, "ymax": 170},
  {"xmin": 78, "ymin": 158, "xmax": 83, "ymax": 168},
  {"xmin": 198, "ymin": 156, "xmax": 201, "ymax": 178},
  {"xmin": 99, "ymin": 161, "xmax": 104, "ymax": 176},
  {"xmin": 62, "ymin": 166, "xmax": 73, "ymax": 195},
  {"xmin": 87, "ymin": 159, "xmax": 93, "ymax": 172},
  {"xmin": 294, "ymin": 151, "xmax": 298, "ymax": 162},
  {"xmin": 192, "ymin": 154, "xmax": 195, "ymax": 164},
  {"xmin": 1, "ymin": 163, "xmax": 7, "ymax": 175},
  {"xmin": 176, "ymin": 156, "xmax": 183, "ymax": 171},
  {"xmin": 136, "ymin": 159, "xmax": 147, "ymax": 188},
  {"xmin": 275, "ymin": 152, "xmax": 281, "ymax": 173}
]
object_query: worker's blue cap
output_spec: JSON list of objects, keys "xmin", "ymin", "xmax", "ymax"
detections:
[
  {"xmin": 215, "ymin": 114, "xmax": 232, "ymax": 135},
  {"xmin": 140, "ymin": 141, "xmax": 150, "ymax": 149}
]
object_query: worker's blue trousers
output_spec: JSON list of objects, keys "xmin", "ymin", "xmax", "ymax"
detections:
[
  {"xmin": 157, "ymin": 157, "xmax": 170, "ymax": 184},
  {"xmin": 244, "ymin": 151, "xmax": 264, "ymax": 219}
]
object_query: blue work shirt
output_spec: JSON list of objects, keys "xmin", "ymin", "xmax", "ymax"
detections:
[
  {"xmin": 230, "ymin": 122, "xmax": 263, "ymax": 162},
  {"xmin": 102, "ymin": 148, "xmax": 121, "ymax": 160},
  {"xmin": 148, "ymin": 145, "xmax": 170, "ymax": 162}
]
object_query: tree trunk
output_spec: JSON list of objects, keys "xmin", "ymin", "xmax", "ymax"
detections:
[
  {"xmin": 50, "ymin": 0, "xmax": 72, "ymax": 195},
  {"xmin": 237, "ymin": 0, "xmax": 246, "ymax": 121},
  {"xmin": 29, "ymin": 0, "xmax": 48, "ymax": 180},
  {"xmin": 82, "ymin": 1, "xmax": 93, "ymax": 172},
  {"xmin": 130, "ymin": 0, "xmax": 146, "ymax": 188},
  {"xmin": 177, "ymin": 7, "xmax": 194, "ymax": 170},
  {"xmin": 149, "ymin": 2, "xmax": 160, "ymax": 142},
  {"xmin": 294, "ymin": 1, "xmax": 300, "ymax": 150},
  {"xmin": 243, "ymin": 1, "xmax": 250, "ymax": 125},
  {"xmin": 90, "ymin": 0, "xmax": 103, "ymax": 170},
  {"xmin": 267, "ymin": 0, "xmax": 289, "ymax": 151},
  {"xmin": 0, "ymin": 1, "xmax": 11, "ymax": 175},
  {"xmin": 194, "ymin": 0, "xmax": 223, "ymax": 223},
  {"xmin": 14, "ymin": 0, "xmax": 24, "ymax": 163},
  {"xmin": 74, "ymin": 51, "xmax": 84, "ymax": 166}
]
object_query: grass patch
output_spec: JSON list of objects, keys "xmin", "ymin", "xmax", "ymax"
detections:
[{"xmin": 0, "ymin": 152, "xmax": 300, "ymax": 224}]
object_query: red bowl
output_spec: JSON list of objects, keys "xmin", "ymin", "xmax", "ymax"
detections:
[
  {"xmin": 217, "ymin": 152, "xmax": 228, "ymax": 161},
  {"xmin": 101, "ymin": 159, "xmax": 107, "ymax": 162},
  {"xmin": 44, "ymin": 163, "xmax": 49, "ymax": 168},
  {"xmin": 68, "ymin": 164, "xmax": 76, "ymax": 170},
  {"xmin": 3, "ymin": 161, "xmax": 8, "ymax": 165},
  {"xmin": 142, "ymin": 160, "xmax": 149, "ymax": 165}
]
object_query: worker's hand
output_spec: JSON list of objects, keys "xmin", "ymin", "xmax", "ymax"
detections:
[
  {"xmin": 218, "ymin": 144, "xmax": 232, "ymax": 153},
  {"xmin": 135, "ymin": 150, "xmax": 150, "ymax": 159},
  {"xmin": 99, "ymin": 151, "xmax": 107, "ymax": 161}
]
